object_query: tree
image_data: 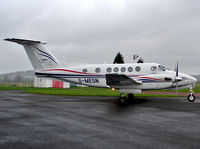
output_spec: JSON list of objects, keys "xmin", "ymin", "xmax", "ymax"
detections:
[{"xmin": 113, "ymin": 52, "xmax": 124, "ymax": 64}]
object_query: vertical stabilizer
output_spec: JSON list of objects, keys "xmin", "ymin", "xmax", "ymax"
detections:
[{"xmin": 4, "ymin": 38, "xmax": 60, "ymax": 71}]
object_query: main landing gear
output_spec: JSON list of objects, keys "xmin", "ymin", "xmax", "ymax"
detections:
[{"xmin": 119, "ymin": 93, "xmax": 134, "ymax": 104}]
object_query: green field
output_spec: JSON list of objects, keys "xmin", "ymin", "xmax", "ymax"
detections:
[
  {"xmin": 151, "ymin": 84, "xmax": 200, "ymax": 93},
  {"xmin": 0, "ymin": 83, "xmax": 199, "ymax": 97}
]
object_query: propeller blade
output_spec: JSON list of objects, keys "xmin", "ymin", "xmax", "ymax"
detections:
[
  {"xmin": 176, "ymin": 61, "xmax": 178, "ymax": 77},
  {"xmin": 175, "ymin": 61, "xmax": 179, "ymax": 96},
  {"xmin": 176, "ymin": 81, "xmax": 178, "ymax": 96}
]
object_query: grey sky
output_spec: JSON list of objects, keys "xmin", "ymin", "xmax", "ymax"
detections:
[{"xmin": 1, "ymin": 0, "xmax": 200, "ymax": 74}]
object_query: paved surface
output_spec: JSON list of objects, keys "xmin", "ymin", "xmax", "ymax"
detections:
[
  {"xmin": 0, "ymin": 91, "xmax": 200, "ymax": 149},
  {"xmin": 143, "ymin": 91, "xmax": 200, "ymax": 97}
]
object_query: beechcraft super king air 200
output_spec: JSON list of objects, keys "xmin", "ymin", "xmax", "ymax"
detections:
[{"xmin": 4, "ymin": 38, "xmax": 197, "ymax": 103}]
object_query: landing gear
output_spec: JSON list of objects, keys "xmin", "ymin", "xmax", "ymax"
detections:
[
  {"xmin": 119, "ymin": 96, "xmax": 127, "ymax": 104},
  {"xmin": 187, "ymin": 94, "xmax": 195, "ymax": 102},
  {"xmin": 187, "ymin": 87, "xmax": 195, "ymax": 102},
  {"xmin": 118, "ymin": 93, "xmax": 126, "ymax": 104},
  {"xmin": 127, "ymin": 93, "xmax": 134, "ymax": 104},
  {"xmin": 118, "ymin": 93, "xmax": 134, "ymax": 105}
]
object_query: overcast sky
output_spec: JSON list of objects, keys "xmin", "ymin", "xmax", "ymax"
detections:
[{"xmin": 1, "ymin": 0, "xmax": 200, "ymax": 74}]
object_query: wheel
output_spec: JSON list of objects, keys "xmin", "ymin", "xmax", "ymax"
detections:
[
  {"xmin": 127, "ymin": 93, "xmax": 134, "ymax": 104},
  {"xmin": 128, "ymin": 93, "xmax": 134, "ymax": 100},
  {"xmin": 187, "ymin": 94, "xmax": 195, "ymax": 102},
  {"xmin": 119, "ymin": 97, "xmax": 127, "ymax": 104}
]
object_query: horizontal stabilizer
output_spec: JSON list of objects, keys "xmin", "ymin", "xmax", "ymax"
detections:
[{"xmin": 4, "ymin": 38, "xmax": 46, "ymax": 45}]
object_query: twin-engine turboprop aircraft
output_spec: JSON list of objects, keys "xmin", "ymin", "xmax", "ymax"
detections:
[{"xmin": 4, "ymin": 38, "xmax": 197, "ymax": 103}]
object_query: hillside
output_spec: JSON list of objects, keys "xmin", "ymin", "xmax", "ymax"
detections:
[{"xmin": 0, "ymin": 70, "xmax": 34, "ymax": 83}]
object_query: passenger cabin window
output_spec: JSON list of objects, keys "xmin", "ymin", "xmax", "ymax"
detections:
[
  {"xmin": 121, "ymin": 67, "xmax": 126, "ymax": 72},
  {"xmin": 82, "ymin": 68, "xmax": 88, "ymax": 73},
  {"xmin": 158, "ymin": 65, "xmax": 166, "ymax": 71},
  {"xmin": 114, "ymin": 67, "xmax": 119, "ymax": 72},
  {"xmin": 128, "ymin": 67, "xmax": 133, "ymax": 72},
  {"xmin": 95, "ymin": 68, "xmax": 101, "ymax": 73},
  {"xmin": 106, "ymin": 67, "xmax": 112, "ymax": 73},
  {"xmin": 135, "ymin": 66, "xmax": 141, "ymax": 72}
]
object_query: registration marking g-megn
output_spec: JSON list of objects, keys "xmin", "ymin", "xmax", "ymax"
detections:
[{"xmin": 78, "ymin": 78, "xmax": 100, "ymax": 84}]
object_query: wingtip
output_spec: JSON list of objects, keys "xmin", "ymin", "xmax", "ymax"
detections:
[
  {"xmin": 4, "ymin": 38, "xmax": 11, "ymax": 41},
  {"xmin": 4, "ymin": 38, "xmax": 18, "ymax": 42}
]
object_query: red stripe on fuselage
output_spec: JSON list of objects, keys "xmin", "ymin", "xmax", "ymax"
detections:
[
  {"xmin": 44, "ymin": 69, "xmax": 99, "ymax": 75},
  {"xmin": 136, "ymin": 76, "xmax": 163, "ymax": 81}
]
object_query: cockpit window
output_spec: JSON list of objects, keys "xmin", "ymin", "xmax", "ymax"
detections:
[
  {"xmin": 151, "ymin": 66, "xmax": 157, "ymax": 71},
  {"xmin": 158, "ymin": 65, "xmax": 166, "ymax": 71}
]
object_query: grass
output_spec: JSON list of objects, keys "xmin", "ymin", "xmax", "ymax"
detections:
[
  {"xmin": 24, "ymin": 87, "xmax": 181, "ymax": 97},
  {"xmin": 25, "ymin": 87, "xmax": 121, "ymax": 97},
  {"xmin": 0, "ymin": 85, "xmax": 189, "ymax": 97},
  {"xmin": 149, "ymin": 84, "xmax": 200, "ymax": 93},
  {"xmin": 0, "ymin": 86, "xmax": 120, "ymax": 96},
  {"xmin": 1, "ymin": 83, "xmax": 199, "ymax": 97}
]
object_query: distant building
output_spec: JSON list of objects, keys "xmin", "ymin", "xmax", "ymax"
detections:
[{"xmin": 34, "ymin": 76, "xmax": 70, "ymax": 88}]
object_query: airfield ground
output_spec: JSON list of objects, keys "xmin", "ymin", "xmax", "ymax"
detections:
[
  {"xmin": 1, "ymin": 85, "xmax": 200, "ymax": 97},
  {"xmin": 0, "ymin": 90, "xmax": 200, "ymax": 149}
]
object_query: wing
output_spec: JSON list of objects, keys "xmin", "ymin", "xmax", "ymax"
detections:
[{"xmin": 106, "ymin": 74, "xmax": 142, "ymax": 86}]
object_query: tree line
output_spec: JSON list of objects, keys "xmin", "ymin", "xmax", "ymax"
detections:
[{"xmin": 113, "ymin": 52, "xmax": 144, "ymax": 64}]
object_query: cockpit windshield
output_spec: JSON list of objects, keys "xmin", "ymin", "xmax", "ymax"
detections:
[{"xmin": 158, "ymin": 65, "xmax": 167, "ymax": 71}]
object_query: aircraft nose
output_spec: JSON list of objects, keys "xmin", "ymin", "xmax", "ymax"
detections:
[
  {"xmin": 191, "ymin": 76, "xmax": 197, "ymax": 83},
  {"xmin": 187, "ymin": 75, "xmax": 197, "ymax": 84}
]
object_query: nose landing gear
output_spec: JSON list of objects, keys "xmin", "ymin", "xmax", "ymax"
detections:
[
  {"xmin": 187, "ymin": 94, "xmax": 195, "ymax": 102},
  {"xmin": 187, "ymin": 87, "xmax": 196, "ymax": 102}
]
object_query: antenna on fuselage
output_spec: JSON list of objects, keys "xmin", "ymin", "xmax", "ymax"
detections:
[{"xmin": 133, "ymin": 54, "xmax": 144, "ymax": 63}]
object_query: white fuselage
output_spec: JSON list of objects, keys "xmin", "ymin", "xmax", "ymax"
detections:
[
  {"xmin": 5, "ymin": 38, "xmax": 197, "ymax": 94},
  {"xmin": 36, "ymin": 63, "xmax": 197, "ymax": 90}
]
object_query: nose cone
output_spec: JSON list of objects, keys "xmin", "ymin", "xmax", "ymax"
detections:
[
  {"xmin": 191, "ymin": 76, "xmax": 197, "ymax": 84},
  {"xmin": 185, "ymin": 74, "xmax": 197, "ymax": 85},
  {"xmin": 178, "ymin": 73, "xmax": 197, "ymax": 87}
]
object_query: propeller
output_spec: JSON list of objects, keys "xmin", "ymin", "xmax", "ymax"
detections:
[
  {"xmin": 175, "ymin": 61, "xmax": 178, "ymax": 95},
  {"xmin": 176, "ymin": 61, "xmax": 178, "ymax": 77},
  {"xmin": 174, "ymin": 61, "xmax": 183, "ymax": 95}
]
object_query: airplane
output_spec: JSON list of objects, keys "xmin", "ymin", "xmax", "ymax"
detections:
[{"xmin": 4, "ymin": 38, "xmax": 197, "ymax": 104}]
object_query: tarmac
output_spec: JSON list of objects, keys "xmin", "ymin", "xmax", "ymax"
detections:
[{"xmin": 0, "ymin": 90, "xmax": 200, "ymax": 149}]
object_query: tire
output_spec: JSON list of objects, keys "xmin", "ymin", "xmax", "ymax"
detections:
[
  {"xmin": 119, "ymin": 97, "xmax": 127, "ymax": 104},
  {"xmin": 128, "ymin": 93, "xmax": 134, "ymax": 100},
  {"xmin": 127, "ymin": 93, "xmax": 134, "ymax": 104},
  {"xmin": 187, "ymin": 94, "xmax": 195, "ymax": 102}
]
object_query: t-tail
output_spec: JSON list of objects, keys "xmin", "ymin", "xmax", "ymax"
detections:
[{"xmin": 4, "ymin": 38, "xmax": 60, "ymax": 71}]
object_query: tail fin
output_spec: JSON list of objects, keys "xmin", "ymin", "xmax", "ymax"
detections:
[{"xmin": 4, "ymin": 38, "xmax": 60, "ymax": 71}]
